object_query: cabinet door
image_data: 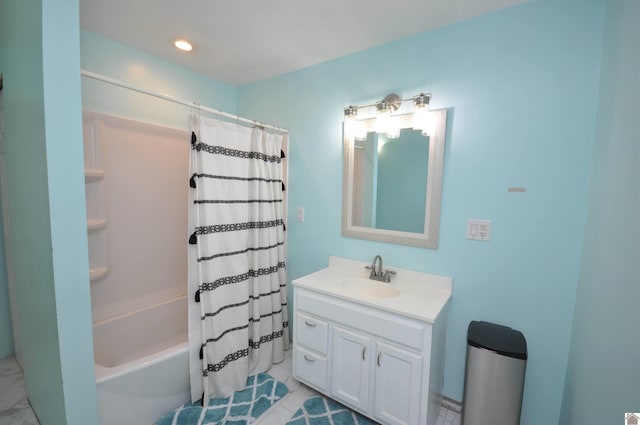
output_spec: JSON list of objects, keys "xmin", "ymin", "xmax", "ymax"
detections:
[
  {"xmin": 374, "ymin": 341, "xmax": 423, "ymax": 425},
  {"xmin": 331, "ymin": 325, "xmax": 372, "ymax": 412}
]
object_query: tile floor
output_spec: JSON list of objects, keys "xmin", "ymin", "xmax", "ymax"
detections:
[
  {"xmin": 0, "ymin": 350, "xmax": 461, "ymax": 425},
  {"xmin": 0, "ymin": 357, "xmax": 40, "ymax": 425},
  {"xmin": 258, "ymin": 349, "xmax": 461, "ymax": 425},
  {"xmin": 435, "ymin": 404, "xmax": 462, "ymax": 425}
]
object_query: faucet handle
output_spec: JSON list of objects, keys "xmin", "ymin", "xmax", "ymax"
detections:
[
  {"xmin": 365, "ymin": 265, "xmax": 378, "ymax": 279},
  {"xmin": 383, "ymin": 269, "xmax": 397, "ymax": 282}
]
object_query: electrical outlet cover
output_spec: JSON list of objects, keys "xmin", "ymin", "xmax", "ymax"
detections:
[{"xmin": 466, "ymin": 219, "xmax": 491, "ymax": 241}]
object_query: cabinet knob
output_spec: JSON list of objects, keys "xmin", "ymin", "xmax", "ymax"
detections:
[
  {"xmin": 362, "ymin": 346, "xmax": 366, "ymax": 361},
  {"xmin": 304, "ymin": 320, "xmax": 317, "ymax": 327},
  {"xmin": 303, "ymin": 354, "xmax": 316, "ymax": 363},
  {"xmin": 377, "ymin": 352, "xmax": 382, "ymax": 367}
]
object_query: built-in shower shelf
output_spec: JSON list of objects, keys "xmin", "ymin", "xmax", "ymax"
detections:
[
  {"xmin": 87, "ymin": 219, "xmax": 107, "ymax": 232},
  {"xmin": 90, "ymin": 268, "xmax": 108, "ymax": 282},
  {"xmin": 84, "ymin": 169, "xmax": 105, "ymax": 182}
]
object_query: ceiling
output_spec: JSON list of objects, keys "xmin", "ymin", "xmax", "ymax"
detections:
[{"xmin": 80, "ymin": 0, "xmax": 528, "ymax": 86}]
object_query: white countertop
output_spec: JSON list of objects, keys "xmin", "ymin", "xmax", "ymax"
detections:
[{"xmin": 292, "ymin": 256, "xmax": 452, "ymax": 323}]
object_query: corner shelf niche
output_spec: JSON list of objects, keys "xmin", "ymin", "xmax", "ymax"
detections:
[
  {"xmin": 84, "ymin": 169, "xmax": 105, "ymax": 182},
  {"xmin": 89, "ymin": 268, "xmax": 108, "ymax": 281},
  {"xmin": 87, "ymin": 219, "xmax": 107, "ymax": 232},
  {"xmin": 85, "ymin": 177, "xmax": 108, "ymax": 284},
  {"xmin": 83, "ymin": 117, "xmax": 108, "ymax": 285}
]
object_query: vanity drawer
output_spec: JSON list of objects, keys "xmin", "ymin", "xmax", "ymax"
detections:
[
  {"xmin": 295, "ymin": 311, "xmax": 329, "ymax": 354},
  {"xmin": 295, "ymin": 346, "xmax": 328, "ymax": 390},
  {"xmin": 297, "ymin": 288, "xmax": 425, "ymax": 350}
]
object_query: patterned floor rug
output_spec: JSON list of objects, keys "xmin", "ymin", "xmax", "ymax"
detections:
[
  {"xmin": 156, "ymin": 373, "xmax": 288, "ymax": 425},
  {"xmin": 286, "ymin": 396, "xmax": 377, "ymax": 425}
]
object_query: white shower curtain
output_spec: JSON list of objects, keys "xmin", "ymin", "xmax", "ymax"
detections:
[{"xmin": 187, "ymin": 114, "xmax": 289, "ymax": 404}]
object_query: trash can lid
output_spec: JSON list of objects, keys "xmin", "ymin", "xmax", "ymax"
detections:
[{"xmin": 467, "ymin": 321, "xmax": 527, "ymax": 360}]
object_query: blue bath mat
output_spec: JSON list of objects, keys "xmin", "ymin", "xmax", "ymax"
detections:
[
  {"xmin": 156, "ymin": 373, "xmax": 288, "ymax": 425},
  {"xmin": 286, "ymin": 396, "xmax": 377, "ymax": 425}
]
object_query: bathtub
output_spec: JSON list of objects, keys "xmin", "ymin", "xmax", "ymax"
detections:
[{"xmin": 93, "ymin": 295, "xmax": 190, "ymax": 425}]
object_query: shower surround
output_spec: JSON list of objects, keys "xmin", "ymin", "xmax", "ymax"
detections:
[{"xmin": 83, "ymin": 111, "xmax": 190, "ymax": 425}]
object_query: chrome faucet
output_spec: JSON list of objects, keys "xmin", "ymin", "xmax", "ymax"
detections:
[{"xmin": 365, "ymin": 255, "xmax": 396, "ymax": 282}]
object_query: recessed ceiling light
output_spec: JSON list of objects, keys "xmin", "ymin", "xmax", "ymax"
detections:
[{"xmin": 173, "ymin": 39, "xmax": 194, "ymax": 52}]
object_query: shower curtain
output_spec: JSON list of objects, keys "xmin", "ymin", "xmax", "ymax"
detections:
[{"xmin": 187, "ymin": 114, "xmax": 289, "ymax": 404}]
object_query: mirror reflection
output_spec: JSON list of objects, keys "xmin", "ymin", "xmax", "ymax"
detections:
[{"xmin": 351, "ymin": 129, "xmax": 428, "ymax": 233}]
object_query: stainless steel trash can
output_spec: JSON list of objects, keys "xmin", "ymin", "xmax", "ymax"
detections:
[{"xmin": 462, "ymin": 321, "xmax": 527, "ymax": 425}]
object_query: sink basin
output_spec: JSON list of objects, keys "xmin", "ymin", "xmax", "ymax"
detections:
[{"xmin": 340, "ymin": 278, "xmax": 400, "ymax": 298}]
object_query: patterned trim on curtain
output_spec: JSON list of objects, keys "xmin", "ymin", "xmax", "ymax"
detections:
[{"xmin": 188, "ymin": 115, "xmax": 289, "ymax": 404}]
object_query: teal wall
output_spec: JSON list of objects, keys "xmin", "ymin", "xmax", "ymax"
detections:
[
  {"xmin": 238, "ymin": 1, "xmax": 603, "ymax": 424},
  {"xmin": 0, "ymin": 23, "xmax": 237, "ymax": 424},
  {"xmin": 0, "ymin": 3, "xmax": 13, "ymax": 364},
  {"xmin": 0, "ymin": 79, "xmax": 11, "ymax": 357},
  {"xmin": 3, "ymin": 1, "xmax": 632, "ymax": 424},
  {"xmin": 0, "ymin": 0, "xmax": 98, "ymax": 424},
  {"xmin": 80, "ymin": 31, "xmax": 237, "ymax": 128},
  {"xmin": 0, "ymin": 171, "xmax": 12, "ymax": 359},
  {"xmin": 560, "ymin": 1, "xmax": 640, "ymax": 423}
]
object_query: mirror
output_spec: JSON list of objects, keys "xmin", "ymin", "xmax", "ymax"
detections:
[{"xmin": 342, "ymin": 109, "xmax": 447, "ymax": 248}]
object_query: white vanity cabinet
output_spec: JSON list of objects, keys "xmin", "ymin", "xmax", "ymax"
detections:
[{"xmin": 293, "ymin": 281, "xmax": 449, "ymax": 425}]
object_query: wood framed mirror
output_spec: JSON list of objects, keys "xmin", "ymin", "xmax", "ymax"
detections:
[{"xmin": 342, "ymin": 109, "xmax": 447, "ymax": 248}]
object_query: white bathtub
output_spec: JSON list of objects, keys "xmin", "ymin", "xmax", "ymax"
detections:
[{"xmin": 93, "ymin": 295, "xmax": 190, "ymax": 425}]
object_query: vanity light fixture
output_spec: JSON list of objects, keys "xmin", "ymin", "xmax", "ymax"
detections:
[
  {"xmin": 376, "ymin": 93, "xmax": 402, "ymax": 114},
  {"xmin": 344, "ymin": 105, "xmax": 358, "ymax": 119},
  {"xmin": 344, "ymin": 92, "xmax": 433, "ymax": 139},
  {"xmin": 344, "ymin": 105, "xmax": 367, "ymax": 141},
  {"xmin": 375, "ymin": 93, "xmax": 401, "ymax": 138},
  {"xmin": 413, "ymin": 92, "xmax": 431, "ymax": 109},
  {"xmin": 412, "ymin": 92, "xmax": 432, "ymax": 136}
]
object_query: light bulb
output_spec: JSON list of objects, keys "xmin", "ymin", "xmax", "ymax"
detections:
[
  {"xmin": 173, "ymin": 39, "xmax": 194, "ymax": 52},
  {"xmin": 412, "ymin": 106, "xmax": 431, "ymax": 136},
  {"xmin": 375, "ymin": 112, "xmax": 391, "ymax": 134},
  {"xmin": 344, "ymin": 119, "xmax": 356, "ymax": 141},
  {"xmin": 354, "ymin": 121, "xmax": 367, "ymax": 141},
  {"xmin": 377, "ymin": 114, "xmax": 400, "ymax": 138}
]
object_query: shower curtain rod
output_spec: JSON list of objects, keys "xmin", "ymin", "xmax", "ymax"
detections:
[{"xmin": 80, "ymin": 70, "xmax": 289, "ymax": 134}]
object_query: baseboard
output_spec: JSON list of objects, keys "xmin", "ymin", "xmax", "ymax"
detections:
[{"xmin": 442, "ymin": 396, "xmax": 462, "ymax": 413}]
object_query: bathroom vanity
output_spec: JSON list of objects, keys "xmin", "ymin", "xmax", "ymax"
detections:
[{"xmin": 292, "ymin": 256, "xmax": 452, "ymax": 425}]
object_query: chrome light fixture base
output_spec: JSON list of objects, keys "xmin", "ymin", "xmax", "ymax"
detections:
[{"xmin": 376, "ymin": 93, "xmax": 402, "ymax": 114}]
